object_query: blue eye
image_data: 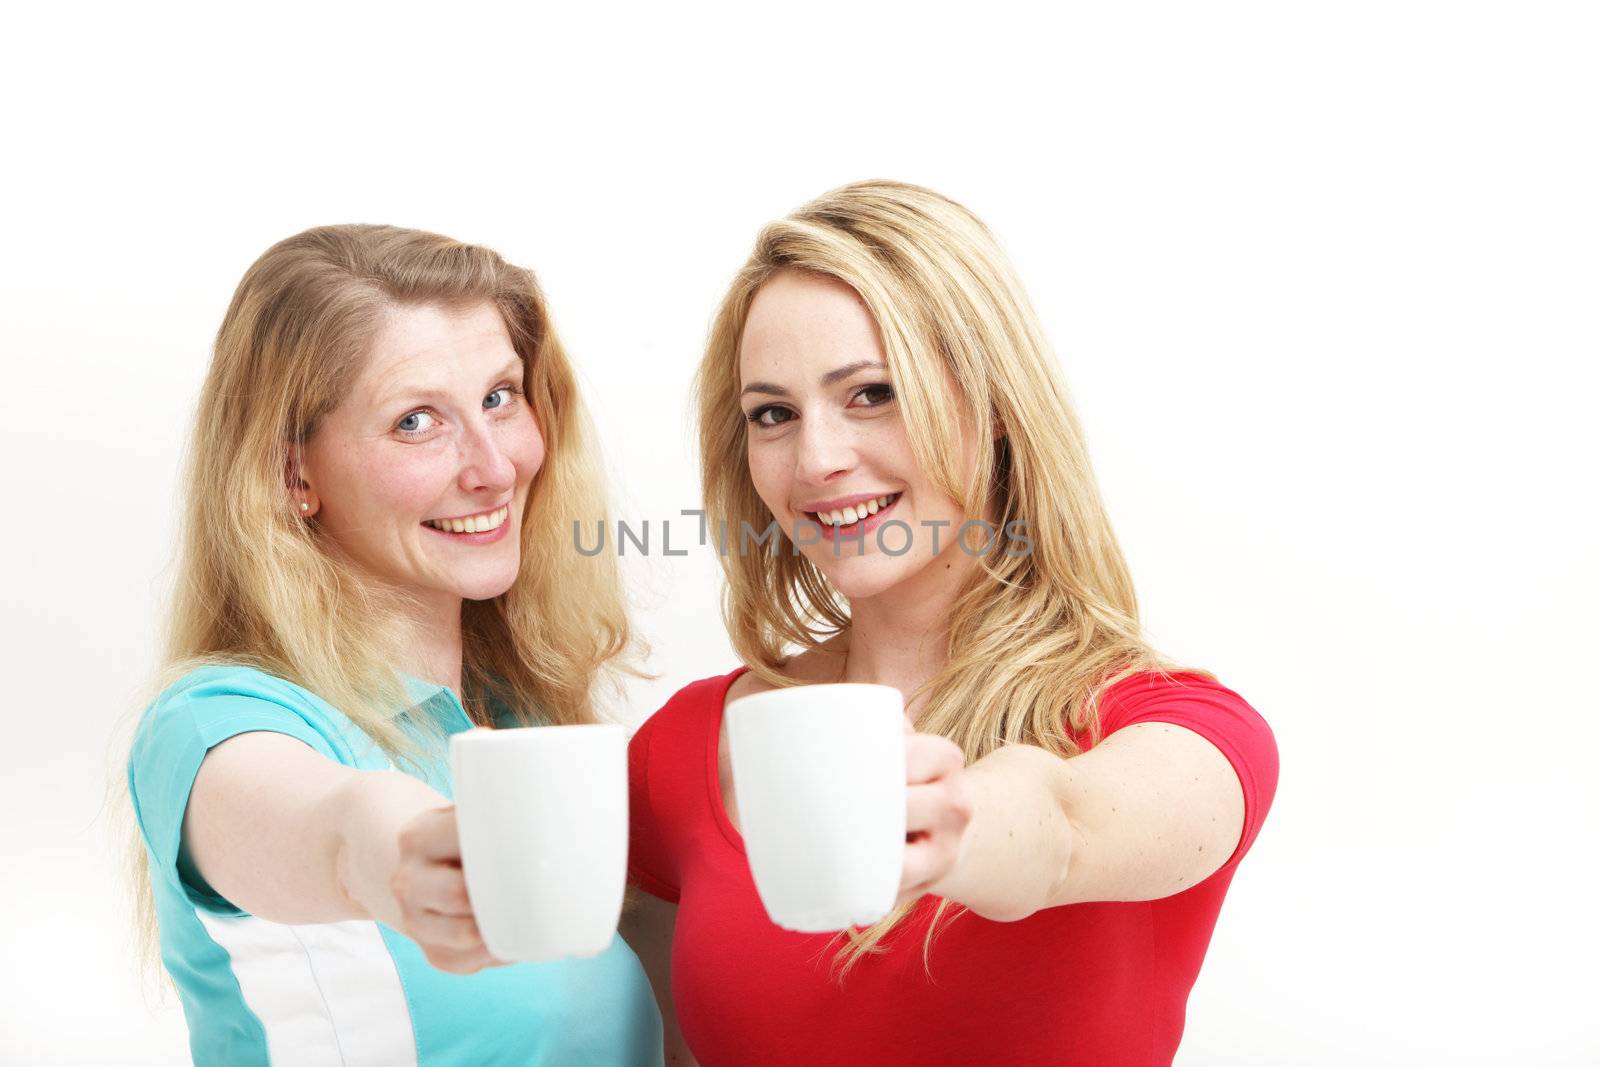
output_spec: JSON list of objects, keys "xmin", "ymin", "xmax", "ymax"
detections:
[
  {"xmin": 397, "ymin": 411, "xmax": 437, "ymax": 434},
  {"xmin": 484, "ymin": 386, "xmax": 520, "ymax": 411}
]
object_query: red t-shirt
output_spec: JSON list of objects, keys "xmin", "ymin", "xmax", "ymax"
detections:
[{"xmin": 628, "ymin": 669, "xmax": 1278, "ymax": 1067}]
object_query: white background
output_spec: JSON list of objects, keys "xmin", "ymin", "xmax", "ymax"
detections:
[{"xmin": 2, "ymin": 2, "xmax": 1596, "ymax": 1064}]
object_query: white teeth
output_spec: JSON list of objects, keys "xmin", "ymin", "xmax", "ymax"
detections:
[
  {"xmin": 428, "ymin": 506, "xmax": 508, "ymax": 534},
  {"xmin": 807, "ymin": 495, "xmax": 902, "ymax": 527}
]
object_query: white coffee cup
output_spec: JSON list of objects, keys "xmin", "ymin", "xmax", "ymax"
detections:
[
  {"xmin": 726, "ymin": 683, "xmax": 907, "ymax": 933},
  {"xmin": 449, "ymin": 724, "xmax": 627, "ymax": 962}
]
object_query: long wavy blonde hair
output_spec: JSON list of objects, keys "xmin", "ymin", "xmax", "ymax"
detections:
[
  {"xmin": 126, "ymin": 224, "xmax": 636, "ymax": 967},
  {"xmin": 695, "ymin": 181, "xmax": 1195, "ymax": 976}
]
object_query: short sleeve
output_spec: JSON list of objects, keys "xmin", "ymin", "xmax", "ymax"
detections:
[
  {"xmin": 1096, "ymin": 672, "xmax": 1279, "ymax": 869},
  {"xmin": 127, "ymin": 670, "xmax": 343, "ymax": 912},
  {"xmin": 627, "ymin": 711, "xmax": 682, "ymax": 903}
]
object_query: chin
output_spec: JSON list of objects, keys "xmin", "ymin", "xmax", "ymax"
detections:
[
  {"xmin": 462, "ymin": 580, "xmax": 520, "ymax": 603},
  {"xmin": 448, "ymin": 566, "xmax": 522, "ymax": 603},
  {"xmin": 807, "ymin": 553, "xmax": 915, "ymax": 602}
]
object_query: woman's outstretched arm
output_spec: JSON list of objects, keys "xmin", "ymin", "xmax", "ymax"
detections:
[
  {"xmin": 183, "ymin": 730, "xmax": 501, "ymax": 973},
  {"xmin": 901, "ymin": 724, "xmax": 1247, "ymax": 922}
]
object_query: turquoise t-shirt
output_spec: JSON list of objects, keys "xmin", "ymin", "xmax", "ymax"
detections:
[{"xmin": 127, "ymin": 664, "xmax": 663, "ymax": 1066}]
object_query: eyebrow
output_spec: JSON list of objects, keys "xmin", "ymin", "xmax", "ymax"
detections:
[
  {"xmin": 379, "ymin": 359, "xmax": 525, "ymax": 409},
  {"xmin": 740, "ymin": 360, "xmax": 887, "ymax": 398}
]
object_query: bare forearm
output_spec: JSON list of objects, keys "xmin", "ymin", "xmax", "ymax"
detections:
[
  {"xmin": 927, "ymin": 724, "xmax": 1251, "ymax": 916},
  {"xmin": 927, "ymin": 744, "xmax": 1075, "ymax": 922}
]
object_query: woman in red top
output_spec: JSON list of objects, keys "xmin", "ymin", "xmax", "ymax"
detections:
[{"xmin": 621, "ymin": 181, "xmax": 1278, "ymax": 1066}]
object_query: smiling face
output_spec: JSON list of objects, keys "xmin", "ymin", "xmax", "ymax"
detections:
[
  {"xmin": 297, "ymin": 301, "xmax": 543, "ymax": 615},
  {"xmin": 739, "ymin": 269, "xmax": 977, "ymax": 602}
]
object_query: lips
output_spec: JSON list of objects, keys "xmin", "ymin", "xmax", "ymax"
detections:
[{"xmin": 802, "ymin": 492, "xmax": 901, "ymax": 529}]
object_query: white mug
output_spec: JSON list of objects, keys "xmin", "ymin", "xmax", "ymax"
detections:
[
  {"xmin": 726, "ymin": 683, "xmax": 907, "ymax": 932},
  {"xmin": 449, "ymin": 724, "xmax": 627, "ymax": 961}
]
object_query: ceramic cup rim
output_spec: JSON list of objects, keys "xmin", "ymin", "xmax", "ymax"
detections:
[
  {"xmin": 726, "ymin": 682, "xmax": 903, "ymax": 719},
  {"xmin": 450, "ymin": 722, "xmax": 626, "ymax": 749}
]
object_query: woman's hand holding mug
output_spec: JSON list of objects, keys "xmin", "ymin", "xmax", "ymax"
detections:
[
  {"xmin": 898, "ymin": 723, "xmax": 975, "ymax": 904},
  {"xmin": 389, "ymin": 806, "xmax": 501, "ymax": 974}
]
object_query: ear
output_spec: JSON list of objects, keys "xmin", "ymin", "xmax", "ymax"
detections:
[{"xmin": 284, "ymin": 442, "xmax": 321, "ymax": 519}]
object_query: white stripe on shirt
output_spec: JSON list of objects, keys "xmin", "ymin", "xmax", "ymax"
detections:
[{"xmin": 197, "ymin": 912, "xmax": 417, "ymax": 1066}]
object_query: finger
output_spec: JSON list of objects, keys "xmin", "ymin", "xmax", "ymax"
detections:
[
  {"xmin": 905, "ymin": 734, "xmax": 964, "ymax": 784},
  {"xmin": 391, "ymin": 861, "xmax": 475, "ymax": 917},
  {"xmin": 404, "ymin": 909, "xmax": 487, "ymax": 954},
  {"xmin": 423, "ymin": 941, "xmax": 502, "ymax": 975},
  {"xmin": 899, "ymin": 834, "xmax": 958, "ymax": 896},
  {"xmin": 397, "ymin": 807, "xmax": 461, "ymax": 864},
  {"xmin": 905, "ymin": 782, "xmax": 948, "ymax": 836}
]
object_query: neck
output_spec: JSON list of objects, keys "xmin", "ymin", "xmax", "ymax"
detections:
[
  {"xmin": 395, "ymin": 592, "xmax": 465, "ymax": 697},
  {"xmin": 842, "ymin": 538, "xmax": 981, "ymax": 721}
]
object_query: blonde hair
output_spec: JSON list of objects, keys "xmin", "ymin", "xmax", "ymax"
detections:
[
  {"xmin": 695, "ymin": 181, "xmax": 1197, "ymax": 976},
  {"xmin": 127, "ymin": 224, "xmax": 635, "ymax": 967}
]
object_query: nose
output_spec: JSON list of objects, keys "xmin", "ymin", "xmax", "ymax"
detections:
[
  {"xmin": 792, "ymin": 409, "xmax": 857, "ymax": 486},
  {"xmin": 457, "ymin": 419, "xmax": 516, "ymax": 495}
]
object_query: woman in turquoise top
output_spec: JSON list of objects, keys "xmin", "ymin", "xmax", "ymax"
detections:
[{"xmin": 126, "ymin": 225, "xmax": 662, "ymax": 1065}]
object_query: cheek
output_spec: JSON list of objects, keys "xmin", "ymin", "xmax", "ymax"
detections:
[
  {"xmin": 745, "ymin": 443, "xmax": 790, "ymax": 514},
  {"xmin": 361, "ymin": 455, "xmax": 452, "ymax": 522},
  {"xmin": 510, "ymin": 417, "xmax": 545, "ymax": 483},
  {"xmin": 878, "ymin": 421, "xmax": 918, "ymax": 467},
  {"xmin": 312, "ymin": 441, "xmax": 440, "ymax": 528}
]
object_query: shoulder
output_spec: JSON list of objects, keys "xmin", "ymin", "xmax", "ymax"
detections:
[
  {"xmin": 132, "ymin": 664, "xmax": 355, "ymax": 776},
  {"xmin": 128, "ymin": 665, "xmax": 356, "ymax": 888},
  {"xmin": 150, "ymin": 663, "xmax": 323, "ymax": 712},
  {"xmin": 636, "ymin": 667, "xmax": 748, "ymax": 742},
  {"xmin": 1096, "ymin": 668, "xmax": 1279, "ymax": 809},
  {"xmin": 628, "ymin": 667, "xmax": 745, "ymax": 835},
  {"xmin": 139, "ymin": 664, "xmax": 315, "ymax": 737},
  {"xmin": 641, "ymin": 644, "xmax": 842, "ymax": 730},
  {"xmin": 1096, "ymin": 670, "xmax": 1269, "ymax": 735}
]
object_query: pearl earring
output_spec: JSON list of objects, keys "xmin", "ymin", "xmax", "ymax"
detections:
[{"xmin": 300, "ymin": 502, "xmax": 310, "ymax": 512}]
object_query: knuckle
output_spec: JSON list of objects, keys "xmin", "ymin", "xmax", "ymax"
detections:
[
  {"xmin": 948, "ymin": 778, "xmax": 975, "ymax": 820},
  {"xmin": 941, "ymin": 831, "xmax": 963, "ymax": 861},
  {"xmin": 452, "ymin": 922, "xmax": 481, "ymax": 951}
]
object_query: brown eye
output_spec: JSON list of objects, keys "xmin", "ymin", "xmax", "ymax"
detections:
[
  {"xmin": 853, "ymin": 383, "xmax": 894, "ymax": 406},
  {"xmin": 747, "ymin": 405, "xmax": 795, "ymax": 427}
]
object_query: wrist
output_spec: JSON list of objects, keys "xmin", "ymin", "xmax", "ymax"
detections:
[
  {"xmin": 326, "ymin": 770, "xmax": 441, "ymax": 922},
  {"xmin": 934, "ymin": 745, "xmax": 1070, "ymax": 922}
]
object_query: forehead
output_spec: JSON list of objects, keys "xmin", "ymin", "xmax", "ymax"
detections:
[
  {"xmin": 358, "ymin": 301, "xmax": 518, "ymax": 386},
  {"xmin": 739, "ymin": 271, "xmax": 883, "ymax": 380}
]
